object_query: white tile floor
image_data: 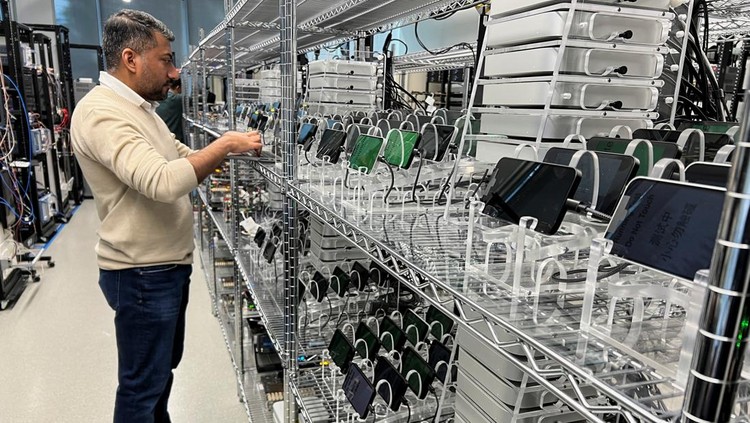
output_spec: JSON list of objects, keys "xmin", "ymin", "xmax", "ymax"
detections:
[{"xmin": 0, "ymin": 201, "xmax": 248, "ymax": 422}]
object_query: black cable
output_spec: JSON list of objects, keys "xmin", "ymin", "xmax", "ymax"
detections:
[
  {"xmin": 428, "ymin": 388, "xmax": 440, "ymax": 422},
  {"xmin": 550, "ymin": 263, "xmax": 631, "ymax": 284},
  {"xmin": 381, "ymin": 158, "xmax": 396, "ymax": 203},
  {"xmin": 565, "ymin": 198, "xmax": 612, "ymax": 223},
  {"xmin": 404, "ymin": 400, "xmax": 412, "ymax": 423},
  {"xmin": 384, "ymin": 37, "xmax": 409, "ymax": 55},
  {"xmin": 414, "ymin": 21, "xmax": 477, "ymax": 65}
]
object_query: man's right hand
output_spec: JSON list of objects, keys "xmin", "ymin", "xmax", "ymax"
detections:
[{"xmin": 220, "ymin": 131, "xmax": 262, "ymax": 155}]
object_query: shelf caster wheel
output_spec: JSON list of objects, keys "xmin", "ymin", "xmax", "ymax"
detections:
[
  {"xmin": 48, "ymin": 262, "xmax": 55, "ymax": 268},
  {"xmin": 34, "ymin": 276, "xmax": 41, "ymax": 282}
]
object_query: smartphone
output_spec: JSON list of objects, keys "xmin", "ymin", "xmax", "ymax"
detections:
[
  {"xmin": 633, "ymin": 129, "xmax": 733, "ymax": 164},
  {"xmin": 428, "ymin": 341, "xmax": 457, "ymax": 384},
  {"xmin": 368, "ymin": 262, "xmax": 390, "ymax": 288},
  {"xmin": 401, "ymin": 346, "xmax": 436, "ymax": 399},
  {"xmin": 419, "ymin": 124, "xmax": 456, "ymax": 162},
  {"xmin": 605, "ymin": 178, "xmax": 725, "ymax": 281},
  {"xmin": 256, "ymin": 115, "xmax": 269, "ymax": 132},
  {"xmin": 677, "ymin": 120, "xmax": 738, "ymax": 134},
  {"xmin": 480, "ymin": 158, "xmax": 582, "ymax": 235},
  {"xmin": 309, "ymin": 271, "xmax": 330, "ymax": 302},
  {"xmin": 380, "ymin": 316, "xmax": 407, "ymax": 352},
  {"xmin": 587, "ymin": 137, "xmax": 681, "ymax": 177},
  {"xmin": 543, "ymin": 147, "xmax": 639, "ymax": 216},
  {"xmin": 349, "ymin": 135, "xmax": 384, "ymax": 174},
  {"xmin": 403, "ymin": 309, "xmax": 429, "ymax": 346},
  {"xmin": 382, "ymin": 130, "xmax": 422, "ymax": 169},
  {"xmin": 426, "ymin": 305, "xmax": 454, "ymax": 341},
  {"xmin": 262, "ymin": 240, "xmax": 277, "ymax": 263},
  {"xmin": 297, "ymin": 122, "xmax": 317, "ymax": 151},
  {"xmin": 684, "ymin": 162, "xmax": 731, "ymax": 188},
  {"xmin": 328, "ymin": 329, "xmax": 356, "ymax": 372},
  {"xmin": 351, "ymin": 261, "xmax": 370, "ymax": 291},
  {"xmin": 239, "ymin": 106, "xmax": 250, "ymax": 121},
  {"xmin": 316, "ymin": 129, "xmax": 347, "ymax": 164},
  {"xmin": 355, "ymin": 322, "xmax": 381, "ymax": 361},
  {"xmin": 331, "ymin": 266, "xmax": 351, "ymax": 297},
  {"xmin": 297, "ymin": 279, "xmax": 307, "ymax": 306},
  {"xmin": 345, "ymin": 124, "xmax": 374, "ymax": 153},
  {"xmin": 253, "ymin": 227, "xmax": 266, "ymax": 247},
  {"xmin": 376, "ymin": 119, "xmax": 392, "ymax": 138},
  {"xmin": 343, "ymin": 363, "xmax": 376, "ymax": 419},
  {"xmin": 272, "ymin": 222, "xmax": 283, "ymax": 239},
  {"xmin": 407, "ymin": 114, "xmax": 434, "ymax": 130},
  {"xmin": 374, "ymin": 358, "xmax": 408, "ymax": 411}
]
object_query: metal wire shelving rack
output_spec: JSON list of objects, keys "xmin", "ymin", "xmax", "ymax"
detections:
[{"xmin": 182, "ymin": 1, "xmax": 750, "ymax": 423}]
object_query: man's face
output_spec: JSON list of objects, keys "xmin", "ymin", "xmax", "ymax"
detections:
[{"xmin": 134, "ymin": 32, "xmax": 179, "ymax": 102}]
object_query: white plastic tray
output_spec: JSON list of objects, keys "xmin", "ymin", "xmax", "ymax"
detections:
[
  {"xmin": 491, "ymin": 0, "xmax": 672, "ymax": 17},
  {"xmin": 484, "ymin": 42, "xmax": 664, "ymax": 79},
  {"xmin": 308, "ymin": 89, "xmax": 378, "ymax": 105},
  {"xmin": 487, "ymin": 9, "xmax": 671, "ymax": 47},
  {"xmin": 308, "ymin": 75, "xmax": 378, "ymax": 91},
  {"xmin": 482, "ymin": 77, "xmax": 660, "ymax": 111},
  {"xmin": 308, "ymin": 60, "xmax": 378, "ymax": 77}
]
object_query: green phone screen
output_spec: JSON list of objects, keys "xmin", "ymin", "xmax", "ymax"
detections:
[
  {"xmin": 588, "ymin": 138, "xmax": 680, "ymax": 177},
  {"xmin": 349, "ymin": 135, "xmax": 384, "ymax": 174},
  {"xmin": 383, "ymin": 130, "xmax": 421, "ymax": 169}
]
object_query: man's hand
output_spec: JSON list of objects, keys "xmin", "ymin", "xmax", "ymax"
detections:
[
  {"xmin": 188, "ymin": 130, "xmax": 263, "ymax": 182},
  {"xmin": 219, "ymin": 131, "xmax": 263, "ymax": 155}
]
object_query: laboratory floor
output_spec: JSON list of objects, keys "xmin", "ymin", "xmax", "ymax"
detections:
[{"xmin": 0, "ymin": 201, "xmax": 248, "ymax": 422}]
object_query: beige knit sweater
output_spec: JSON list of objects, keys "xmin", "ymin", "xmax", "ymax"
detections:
[{"xmin": 71, "ymin": 85, "xmax": 198, "ymax": 270}]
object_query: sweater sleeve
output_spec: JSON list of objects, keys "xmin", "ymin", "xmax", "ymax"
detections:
[
  {"xmin": 82, "ymin": 109, "xmax": 198, "ymax": 203},
  {"xmin": 174, "ymin": 138, "xmax": 194, "ymax": 158}
]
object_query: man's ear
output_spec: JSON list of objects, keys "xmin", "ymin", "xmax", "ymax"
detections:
[{"xmin": 121, "ymin": 48, "xmax": 139, "ymax": 74}]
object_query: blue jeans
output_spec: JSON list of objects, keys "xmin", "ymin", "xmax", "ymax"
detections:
[{"xmin": 99, "ymin": 264, "xmax": 192, "ymax": 423}]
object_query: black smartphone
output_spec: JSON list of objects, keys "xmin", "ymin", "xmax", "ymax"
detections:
[
  {"xmin": 543, "ymin": 147, "xmax": 639, "ymax": 216},
  {"xmin": 262, "ymin": 240, "xmax": 277, "ymax": 263},
  {"xmin": 684, "ymin": 162, "xmax": 731, "ymax": 188},
  {"xmin": 419, "ymin": 124, "xmax": 456, "ymax": 162},
  {"xmin": 256, "ymin": 115, "xmax": 269, "ymax": 132},
  {"xmin": 379, "ymin": 316, "xmax": 407, "ymax": 352},
  {"xmin": 331, "ymin": 266, "xmax": 351, "ymax": 297},
  {"xmin": 310, "ymin": 271, "xmax": 330, "ymax": 302},
  {"xmin": 355, "ymin": 322, "xmax": 381, "ymax": 361},
  {"xmin": 328, "ymin": 329, "xmax": 355, "ymax": 373},
  {"xmin": 633, "ymin": 129, "xmax": 733, "ymax": 164},
  {"xmin": 426, "ymin": 305, "xmax": 454, "ymax": 341},
  {"xmin": 408, "ymin": 114, "xmax": 434, "ymax": 130},
  {"xmin": 369, "ymin": 262, "xmax": 390, "ymax": 288},
  {"xmin": 351, "ymin": 261, "xmax": 370, "ymax": 291},
  {"xmin": 428, "ymin": 341, "xmax": 456, "ymax": 384},
  {"xmin": 297, "ymin": 122, "xmax": 317, "ymax": 151},
  {"xmin": 605, "ymin": 178, "xmax": 725, "ymax": 281},
  {"xmin": 376, "ymin": 119, "xmax": 392, "ymax": 138},
  {"xmin": 343, "ymin": 363, "xmax": 376, "ymax": 419},
  {"xmin": 677, "ymin": 120, "xmax": 738, "ymax": 134},
  {"xmin": 254, "ymin": 227, "xmax": 266, "ymax": 247},
  {"xmin": 249, "ymin": 110, "xmax": 261, "ymax": 127},
  {"xmin": 401, "ymin": 346, "xmax": 436, "ymax": 399},
  {"xmin": 345, "ymin": 124, "xmax": 374, "ymax": 153},
  {"xmin": 374, "ymin": 357, "xmax": 408, "ymax": 411},
  {"xmin": 316, "ymin": 129, "xmax": 347, "ymax": 164},
  {"xmin": 403, "ymin": 309, "xmax": 429, "ymax": 346},
  {"xmin": 480, "ymin": 158, "xmax": 582, "ymax": 235},
  {"xmin": 297, "ymin": 279, "xmax": 307, "ymax": 306},
  {"xmin": 587, "ymin": 137, "xmax": 681, "ymax": 177}
]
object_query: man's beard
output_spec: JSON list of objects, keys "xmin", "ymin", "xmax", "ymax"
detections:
[{"xmin": 138, "ymin": 68, "xmax": 170, "ymax": 101}]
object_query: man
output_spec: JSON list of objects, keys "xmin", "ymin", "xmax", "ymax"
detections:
[
  {"xmin": 155, "ymin": 78, "xmax": 184, "ymax": 143},
  {"xmin": 70, "ymin": 9, "xmax": 261, "ymax": 423}
]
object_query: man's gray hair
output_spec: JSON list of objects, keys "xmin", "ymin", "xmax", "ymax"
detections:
[{"xmin": 102, "ymin": 9, "xmax": 175, "ymax": 71}]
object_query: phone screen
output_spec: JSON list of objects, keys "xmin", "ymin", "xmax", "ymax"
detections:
[
  {"xmin": 426, "ymin": 305, "xmax": 454, "ymax": 341},
  {"xmin": 368, "ymin": 262, "xmax": 390, "ymax": 288},
  {"xmin": 256, "ymin": 115, "xmax": 269, "ymax": 132},
  {"xmin": 316, "ymin": 129, "xmax": 347, "ymax": 164},
  {"xmin": 376, "ymin": 119, "xmax": 391, "ymax": 138},
  {"xmin": 297, "ymin": 123, "xmax": 317, "ymax": 150},
  {"xmin": 374, "ymin": 358, "xmax": 408, "ymax": 411},
  {"xmin": 332, "ymin": 266, "xmax": 351, "ymax": 297},
  {"xmin": 403, "ymin": 309, "xmax": 429, "ymax": 346},
  {"xmin": 685, "ymin": 163, "xmax": 731, "ymax": 188},
  {"xmin": 588, "ymin": 137, "xmax": 681, "ymax": 177},
  {"xmin": 351, "ymin": 261, "xmax": 370, "ymax": 290},
  {"xmin": 401, "ymin": 347, "xmax": 436, "ymax": 399},
  {"xmin": 428, "ymin": 341, "xmax": 456, "ymax": 384},
  {"xmin": 343, "ymin": 363, "xmax": 375, "ymax": 419},
  {"xmin": 355, "ymin": 322, "xmax": 381, "ymax": 361},
  {"xmin": 633, "ymin": 129, "xmax": 733, "ymax": 164},
  {"xmin": 480, "ymin": 158, "xmax": 581, "ymax": 235},
  {"xmin": 345, "ymin": 124, "xmax": 373, "ymax": 153},
  {"xmin": 297, "ymin": 280, "xmax": 307, "ymax": 306},
  {"xmin": 605, "ymin": 178, "xmax": 725, "ymax": 281},
  {"xmin": 310, "ymin": 271, "xmax": 330, "ymax": 302},
  {"xmin": 543, "ymin": 147, "xmax": 638, "ymax": 216},
  {"xmin": 263, "ymin": 240, "xmax": 277, "ymax": 263},
  {"xmin": 677, "ymin": 120, "xmax": 738, "ymax": 134},
  {"xmin": 329, "ymin": 329, "xmax": 355, "ymax": 372},
  {"xmin": 407, "ymin": 114, "xmax": 433, "ymax": 130},
  {"xmin": 419, "ymin": 125, "xmax": 456, "ymax": 162},
  {"xmin": 383, "ymin": 130, "xmax": 421, "ymax": 169},
  {"xmin": 380, "ymin": 316, "xmax": 406, "ymax": 352},
  {"xmin": 349, "ymin": 135, "xmax": 384, "ymax": 174}
]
